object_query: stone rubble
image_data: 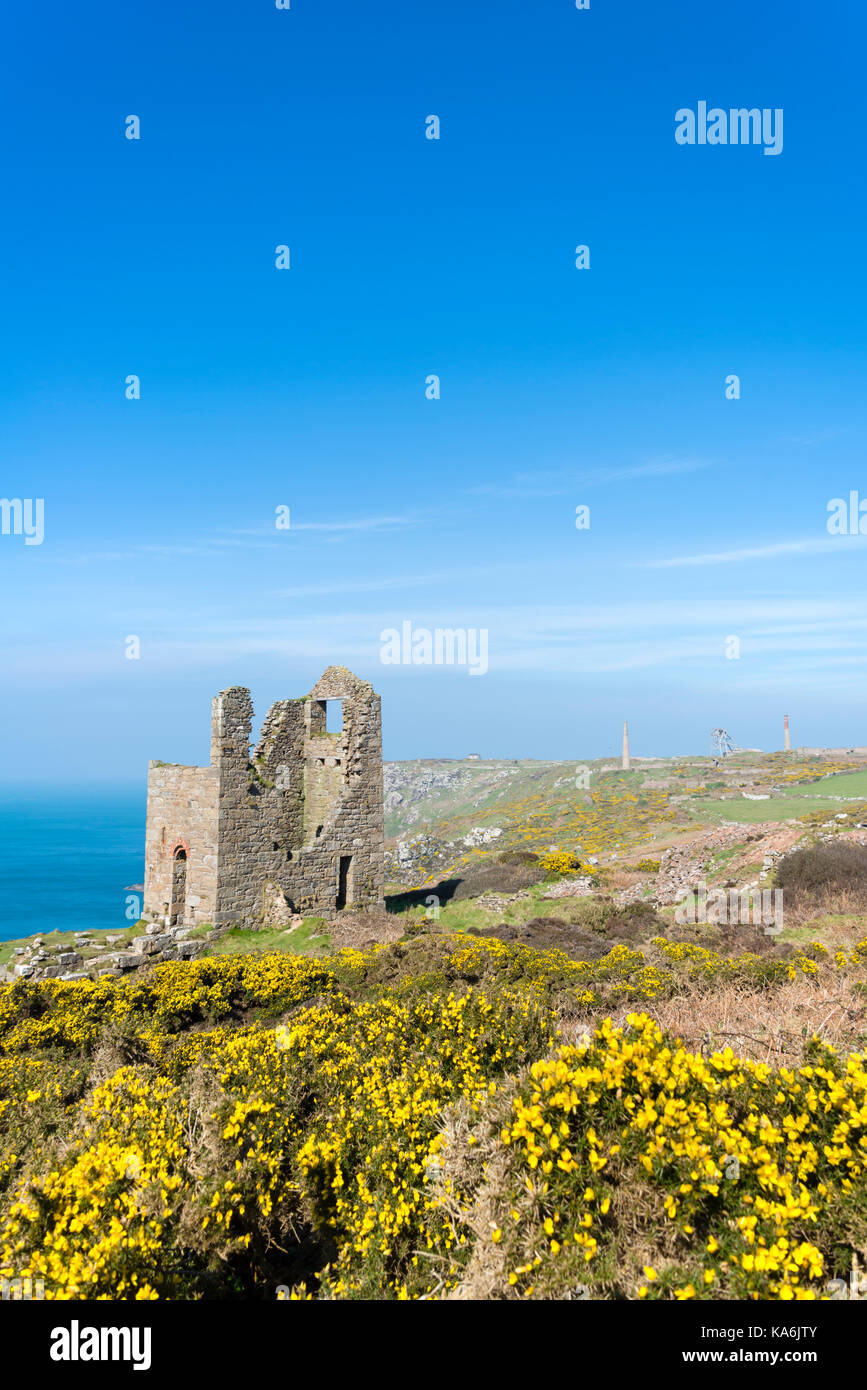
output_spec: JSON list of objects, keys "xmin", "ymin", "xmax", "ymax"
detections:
[
  {"xmin": 462, "ymin": 826, "xmax": 503, "ymax": 848},
  {"xmin": 0, "ymin": 922, "xmax": 210, "ymax": 985},
  {"xmin": 615, "ymin": 824, "xmax": 804, "ymax": 908},
  {"xmin": 540, "ymin": 875, "xmax": 597, "ymax": 900}
]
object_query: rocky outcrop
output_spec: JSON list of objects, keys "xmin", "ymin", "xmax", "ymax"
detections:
[
  {"xmin": 615, "ymin": 824, "xmax": 807, "ymax": 908},
  {"xmin": 0, "ymin": 923, "xmax": 209, "ymax": 984},
  {"xmin": 383, "ymin": 764, "xmax": 475, "ymax": 827},
  {"xmin": 384, "ymin": 831, "xmax": 455, "ymax": 884}
]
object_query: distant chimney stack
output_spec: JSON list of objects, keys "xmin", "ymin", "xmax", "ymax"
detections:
[
  {"xmin": 622, "ymin": 720, "xmax": 631, "ymax": 770},
  {"xmin": 784, "ymin": 714, "xmax": 791, "ymax": 752}
]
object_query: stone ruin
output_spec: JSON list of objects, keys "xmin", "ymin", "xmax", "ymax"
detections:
[{"xmin": 143, "ymin": 666, "xmax": 385, "ymax": 930}]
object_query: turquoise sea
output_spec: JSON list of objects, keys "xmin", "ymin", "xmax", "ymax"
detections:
[{"xmin": 0, "ymin": 788, "xmax": 145, "ymax": 942}]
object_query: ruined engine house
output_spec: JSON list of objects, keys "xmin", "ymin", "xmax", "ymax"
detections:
[{"xmin": 143, "ymin": 667, "xmax": 384, "ymax": 928}]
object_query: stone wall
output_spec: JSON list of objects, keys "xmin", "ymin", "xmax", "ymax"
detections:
[
  {"xmin": 293, "ymin": 666, "xmax": 384, "ymax": 917},
  {"xmin": 213, "ymin": 667, "xmax": 385, "ymax": 925},
  {"xmin": 143, "ymin": 764, "xmax": 218, "ymax": 925}
]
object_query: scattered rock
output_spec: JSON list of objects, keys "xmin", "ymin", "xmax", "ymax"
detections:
[
  {"xmin": 131, "ymin": 937, "xmax": 161, "ymax": 955},
  {"xmin": 541, "ymin": 876, "xmax": 596, "ymax": 900},
  {"xmin": 462, "ymin": 827, "xmax": 503, "ymax": 848}
]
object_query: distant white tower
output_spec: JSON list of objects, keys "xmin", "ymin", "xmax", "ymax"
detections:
[
  {"xmin": 622, "ymin": 720, "xmax": 630, "ymax": 770},
  {"xmin": 784, "ymin": 714, "xmax": 791, "ymax": 751}
]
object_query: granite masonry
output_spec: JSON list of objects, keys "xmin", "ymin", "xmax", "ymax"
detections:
[{"xmin": 143, "ymin": 666, "xmax": 385, "ymax": 929}]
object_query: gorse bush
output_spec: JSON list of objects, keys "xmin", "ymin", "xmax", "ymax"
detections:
[
  {"xmin": 0, "ymin": 953, "xmax": 334, "ymax": 1056},
  {"xmin": 539, "ymin": 851, "xmax": 583, "ymax": 876},
  {"xmin": 439, "ymin": 1013, "xmax": 867, "ymax": 1301},
  {"xmin": 1, "ymin": 935, "xmax": 867, "ymax": 1299}
]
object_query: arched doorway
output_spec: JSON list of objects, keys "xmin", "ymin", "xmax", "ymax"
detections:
[{"xmin": 170, "ymin": 848, "xmax": 187, "ymax": 926}]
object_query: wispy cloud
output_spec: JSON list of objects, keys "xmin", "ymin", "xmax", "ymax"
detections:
[
  {"xmin": 272, "ymin": 570, "xmax": 460, "ymax": 599},
  {"xmin": 639, "ymin": 536, "xmax": 867, "ymax": 569},
  {"xmin": 289, "ymin": 516, "xmax": 416, "ymax": 533},
  {"xmin": 35, "ymin": 537, "xmax": 283, "ymax": 566},
  {"xmin": 569, "ymin": 458, "xmax": 707, "ymax": 486},
  {"xmin": 11, "ymin": 595, "xmax": 867, "ymax": 687},
  {"xmin": 29, "ymin": 514, "xmax": 419, "ymax": 566},
  {"xmin": 465, "ymin": 457, "xmax": 707, "ymax": 499}
]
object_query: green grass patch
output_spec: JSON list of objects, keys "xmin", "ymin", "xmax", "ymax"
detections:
[
  {"xmin": 781, "ymin": 770, "xmax": 867, "ymax": 798},
  {"xmin": 205, "ymin": 918, "xmax": 333, "ymax": 959},
  {"xmin": 182, "ymin": 922, "xmax": 214, "ymax": 941},
  {"xmin": 695, "ymin": 796, "xmax": 843, "ymax": 824},
  {"xmin": 0, "ymin": 926, "xmax": 138, "ymax": 969}
]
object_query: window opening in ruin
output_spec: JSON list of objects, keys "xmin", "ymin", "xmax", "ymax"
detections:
[
  {"xmin": 315, "ymin": 825, "xmax": 323, "ymax": 838},
  {"xmin": 325, "ymin": 700, "xmax": 343, "ymax": 733},
  {"xmin": 336, "ymin": 855, "xmax": 352, "ymax": 911},
  {"xmin": 170, "ymin": 848, "xmax": 187, "ymax": 927}
]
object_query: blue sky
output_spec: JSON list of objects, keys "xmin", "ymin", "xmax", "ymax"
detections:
[{"xmin": 2, "ymin": 0, "xmax": 867, "ymax": 783}]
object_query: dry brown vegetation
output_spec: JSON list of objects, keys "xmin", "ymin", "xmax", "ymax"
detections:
[
  {"xmin": 565, "ymin": 971, "xmax": 867, "ymax": 1069},
  {"xmin": 776, "ymin": 841, "xmax": 867, "ymax": 917}
]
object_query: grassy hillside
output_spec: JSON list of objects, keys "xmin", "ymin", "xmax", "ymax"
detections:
[{"xmin": 385, "ymin": 752, "xmax": 867, "ymax": 884}]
